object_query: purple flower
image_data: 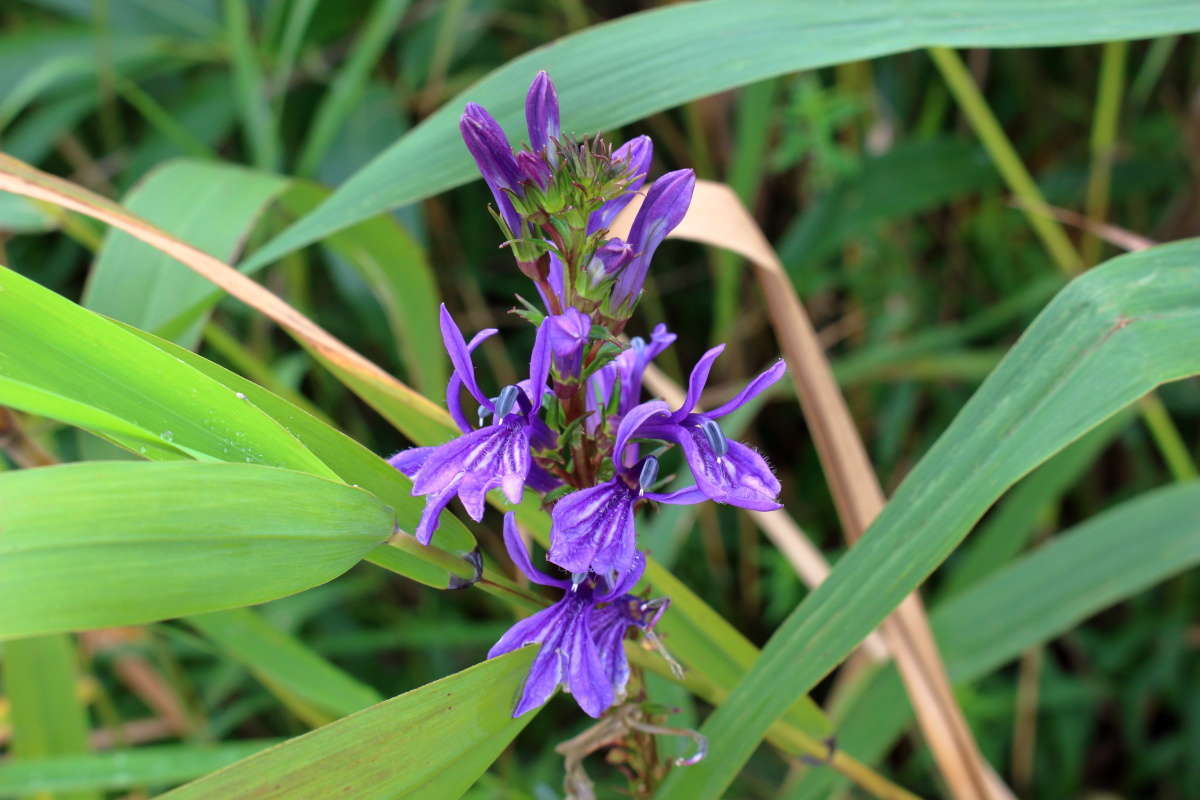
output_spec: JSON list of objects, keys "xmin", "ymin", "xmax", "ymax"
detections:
[
  {"xmin": 460, "ymin": 103, "xmax": 523, "ymax": 234},
  {"xmin": 585, "ymin": 323, "xmax": 677, "ymax": 430},
  {"xmin": 588, "ymin": 135, "xmax": 653, "ymax": 234},
  {"xmin": 489, "ymin": 513, "xmax": 645, "ymax": 718},
  {"xmin": 610, "ymin": 169, "xmax": 695, "ymax": 309},
  {"xmin": 548, "ymin": 404, "xmax": 702, "ymax": 577},
  {"xmin": 589, "ymin": 594, "xmax": 669, "ymax": 699},
  {"xmin": 388, "ymin": 306, "xmax": 551, "ymax": 544},
  {"xmin": 630, "ymin": 347, "xmax": 787, "ymax": 511},
  {"xmin": 546, "ymin": 308, "xmax": 591, "ymax": 380},
  {"xmin": 525, "ymin": 70, "xmax": 560, "ymax": 154}
]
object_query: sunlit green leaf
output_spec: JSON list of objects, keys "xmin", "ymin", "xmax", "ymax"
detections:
[{"xmin": 0, "ymin": 462, "xmax": 393, "ymax": 639}]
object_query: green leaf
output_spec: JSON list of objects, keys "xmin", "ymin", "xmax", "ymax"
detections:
[
  {"xmin": 224, "ymin": 0, "xmax": 280, "ymax": 171},
  {"xmin": 654, "ymin": 239, "xmax": 1200, "ymax": 799},
  {"xmin": 0, "ymin": 742, "xmax": 279, "ymax": 797},
  {"xmin": 242, "ymin": 0, "xmax": 1200, "ymax": 269},
  {"xmin": 0, "ymin": 461, "xmax": 393, "ymax": 639},
  {"xmin": 116, "ymin": 320, "xmax": 478, "ymax": 571},
  {"xmin": 82, "ymin": 159, "xmax": 289, "ymax": 347},
  {"xmin": 789, "ymin": 480, "xmax": 1200, "ymax": 799},
  {"xmin": 0, "ymin": 265, "xmax": 334, "ymax": 476},
  {"xmin": 160, "ymin": 650, "xmax": 537, "ymax": 800},
  {"xmin": 776, "ymin": 137, "xmax": 1000, "ymax": 288},
  {"xmin": 278, "ymin": 181, "xmax": 446, "ymax": 396},
  {"xmin": 940, "ymin": 410, "xmax": 1132, "ymax": 597},
  {"xmin": 3, "ymin": 635, "xmax": 97, "ymax": 800},
  {"xmin": 187, "ymin": 608, "xmax": 382, "ymax": 727}
]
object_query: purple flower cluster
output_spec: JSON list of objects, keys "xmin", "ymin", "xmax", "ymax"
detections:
[{"xmin": 390, "ymin": 72, "xmax": 785, "ymax": 719}]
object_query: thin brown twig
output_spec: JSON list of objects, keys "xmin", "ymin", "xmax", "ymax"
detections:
[{"xmin": 1009, "ymin": 198, "xmax": 1156, "ymax": 252}]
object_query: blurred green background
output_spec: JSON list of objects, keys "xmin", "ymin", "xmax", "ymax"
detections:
[{"xmin": 0, "ymin": 2, "xmax": 1198, "ymax": 798}]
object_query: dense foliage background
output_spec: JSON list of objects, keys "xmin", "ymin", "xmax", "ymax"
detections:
[{"xmin": 1, "ymin": 1, "xmax": 1198, "ymax": 798}]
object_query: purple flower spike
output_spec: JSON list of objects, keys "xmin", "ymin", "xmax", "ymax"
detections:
[
  {"xmin": 525, "ymin": 71, "xmax": 560, "ymax": 154},
  {"xmin": 490, "ymin": 514, "xmax": 634, "ymax": 718},
  {"xmin": 610, "ymin": 169, "xmax": 696, "ymax": 308},
  {"xmin": 631, "ymin": 356, "xmax": 787, "ymax": 511},
  {"xmin": 547, "ymin": 308, "xmax": 591, "ymax": 379},
  {"xmin": 460, "ymin": 103, "xmax": 523, "ymax": 233},
  {"xmin": 588, "ymin": 135, "xmax": 654, "ymax": 234}
]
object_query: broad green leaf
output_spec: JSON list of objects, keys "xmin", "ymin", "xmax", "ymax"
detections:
[
  {"xmin": 187, "ymin": 608, "xmax": 382, "ymax": 727},
  {"xmin": 655, "ymin": 239, "xmax": 1200, "ymax": 799},
  {"xmin": 0, "ymin": 375, "xmax": 192, "ymax": 460},
  {"xmin": 3, "ymin": 635, "xmax": 96, "ymax": 800},
  {"xmin": 242, "ymin": 0, "xmax": 1200, "ymax": 269},
  {"xmin": 82, "ymin": 159, "xmax": 289, "ymax": 348},
  {"xmin": 116, "ymin": 320, "xmax": 478, "ymax": 569},
  {"xmin": 0, "ymin": 265, "xmax": 334, "ymax": 476},
  {"xmin": 790, "ymin": 480, "xmax": 1200, "ymax": 799},
  {"xmin": 0, "ymin": 742, "xmax": 278, "ymax": 797},
  {"xmin": 279, "ymin": 181, "xmax": 446, "ymax": 396},
  {"xmin": 161, "ymin": 649, "xmax": 537, "ymax": 800},
  {"xmin": 941, "ymin": 411, "xmax": 1131, "ymax": 597},
  {"xmin": 0, "ymin": 462, "xmax": 393, "ymax": 639}
]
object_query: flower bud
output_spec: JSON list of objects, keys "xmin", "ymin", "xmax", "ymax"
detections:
[
  {"xmin": 525, "ymin": 70, "xmax": 561, "ymax": 155},
  {"xmin": 588, "ymin": 135, "xmax": 653, "ymax": 234},
  {"xmin": 610, "ymin": 169, "xmax": 695, "ymax": 310},
  {"xmin": 460, "ymin": 103, "xmax": 523, "ymax": 233}
]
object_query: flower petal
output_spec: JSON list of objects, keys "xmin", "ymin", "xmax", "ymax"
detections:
[
  {"xmin": 413, "ymin": 483, "xmax": 458, "ymax": 545},
  {"xmin": 706, "ymin": 359, "xmax": 787, "ymax": 420},
  {"xmin": 589, "ymin": 603, "xmax": 633, "ymax": 695},
  {"xmin": 600, "ymin": 550, "xmax": 645, "ymax": 601},
  {"xmin": 618, "ymin": 323, "xmax": 676, "ymax": 414},
  {"xmin": 512, "ymin": 642, "xmax": 566, "ymax": 717},
  {"xmin": 501, "ymin": 512, "xmax": 568, "ymax": 588},
  {"xmin": 670, "ymin": 344, "xmax": 724, "ymax": 422},
  {"xmin": 613, "ymin": 399, "xmax": 670, "ymax": 467},
  {"xmin": 488, "ymin": 603, "xmax": 563, "ymax": 659},
  {"xmin": 387, "ymin": 446, "xmax": 432, "ymax": 477},
  {"xmin": 548, "ymin": 479, "xmax": 637, "ymax": 575},
  {"xmin": 446, "ymin": 327, "xmax": 499, "ymax": 433},
  {"xmin": 528, "ymin": 317, "xmax": 552, "ymax": 412},
  {"xmin": 562, "ymin": 610, "xmax": 614, "ymax": 718},
  {"xmin": 675, "ymin": 428, "xmax": 782, "ymax": 511},
  {"xmin": 439, "ymin": 305, "xmax": 491, "ymax": 409}
]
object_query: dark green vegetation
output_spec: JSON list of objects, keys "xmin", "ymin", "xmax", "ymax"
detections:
[{"xmin": 0, "ymin": 2, "xmax": 1198, "ymax": 798}]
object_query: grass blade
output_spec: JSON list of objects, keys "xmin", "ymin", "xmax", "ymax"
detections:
[
  {"xmin": 0, "ymin": 462, "xmax": 393, "ymax": 639},
  {"xmin": 293, "ymin": 0, "xmax": 411, "ymax": 177},
  {"xmin": 3, "ymin": 635, "xmax": 97, "ymax": 800},
  {"xmin": 160, "ymin": 650, "xmax": 537, "ymax": 799}
]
